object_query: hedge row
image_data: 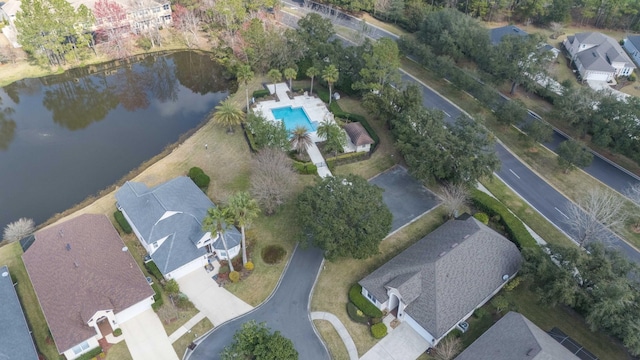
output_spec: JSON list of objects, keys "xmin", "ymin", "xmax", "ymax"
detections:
[
  {"xmin": 470, "ymin": 189, "xmax": 537, "ymax": 249},
  {"xmin": 145, "ymin": 261, "xmax": 164, "ymax": 281},
  {"xmin": 347, "ymin": 302, "xmax": 369, "ymax": 324},
  {"xmin": 293, "ymin": 161, "xmax": 318, "ymax": 175},
  {"xmin": 326, "ymin": 152, "xmax": 368, "ymax": 170},
  {"xmin": 114, "ymin": 210, "xmax": 132, "ymax": 234},
  {"xmin": 371, "ymin": 323, "xmax": 387, "ymax": 339},
  {"xmin": 244, "ymin": 124, "xmax": 259, "ymax": 152},
  {"xmin": 252, "ymin": 89, "xmax": 270, "ymax": 99},
  {"xmin": 75, "ymin": 347, "xmax": 103, "ymax": 360},
  {"xmin": 349, "ymin": 284, "xmax": 383, "ymax": 318},
  {"xmin": 151, "ymin": 282, "xmax": 163, "ymax": 310}
]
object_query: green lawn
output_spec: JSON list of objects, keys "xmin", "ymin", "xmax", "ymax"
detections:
[
  {"xmin": 104, "ymin": 341, "xmax": 133, "ymax": 360},
  {"xmin": 0, "ymin": 242, "xmax": 64, "ymax": 360},
  {"xmin": 172, "ymin": 318, "xmax": 214, "ymax": 358}
]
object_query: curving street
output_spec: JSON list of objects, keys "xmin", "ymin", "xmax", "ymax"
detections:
[{"xmin": 186, "ymin": 245, "xmax": 330, "ymax": 360}]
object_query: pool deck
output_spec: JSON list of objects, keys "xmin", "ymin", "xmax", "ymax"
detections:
[{"xmin": 254, "ymin": 83, "xmax": 333, "ymax": 178}]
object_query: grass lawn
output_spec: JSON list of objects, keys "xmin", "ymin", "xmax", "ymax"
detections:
[
  {"xmin": 311, "ymin": 206, "xmax": 446, "ymax": 357},
  {"xmin": 0, "ymin": 242, "xmax": 63, "ymax": 360},
  {"xmin": 104, "ymin": 341, "xmax": 133, "ymax": 360},
  {"xmin": 172, "ymin": 318, "xmax": 214, "ymax": 358},
  {"xmin": 313, "ymin": 320, "xmax": 350, "ymax": 360}
]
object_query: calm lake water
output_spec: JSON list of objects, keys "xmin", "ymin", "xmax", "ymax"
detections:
[{"xmin": 0, "ymin": 51, "xmax": 235, "ymax": 231}]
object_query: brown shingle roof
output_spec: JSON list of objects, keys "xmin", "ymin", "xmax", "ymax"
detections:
[
  {"xmin": 344, "ymin": 122, "xmax": 374, "ymax": 146},
  {"xmin": 23, "ymin": 214, "xmax": 154, "ymax": 354}
]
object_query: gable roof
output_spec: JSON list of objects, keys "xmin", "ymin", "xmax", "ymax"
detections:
[
  {"xmin": 359, "ymin": 217, "xmax": 521, "ymax": 340},
  {"xmin": 22, "ymin": 214, "xmax": 154, "ymax": 353},
  {"xmin": 455, "ymin": 312, "xmax": 580, "ymax": 360},
  {"xmin": 0, "ymin": 265, "xmax": 39, "ymax": 360},
  {"xmin": 115, "ymin": 176, "xmax": 240, "ymax": 275},
  {"xmin": 344, "ymin": 122, "xmax": 374, "ymax": 146},
  {"xmin": 489, "ymin": 25, "xmax": 529, "ymax": 45},
  {"xmin": 572, "ymin": 32, "xmax": 636, "ymax": 71},
  {"xmin": 626, "ymin": 35, "xmax": 640, "ymax": 51}
]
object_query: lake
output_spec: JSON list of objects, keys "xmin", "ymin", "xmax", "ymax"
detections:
[{"xmin": 0, "ymin": 51, "xmax": 235, "ymax": 232}]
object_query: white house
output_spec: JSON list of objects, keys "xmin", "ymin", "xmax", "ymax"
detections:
[
  {"xmin": 116, "ymin": 176, "xmax": 241, "ymax": 280},
  {"xmin": 563, "ymin": 32, "xmax": 636, "ymax": 82},
  {"xmin": 343, "ymin": 122, "xmax": 375, "ymax": 153},
  {"xmin": 359, "ymin": 215, "xmax": 522, "ymax": 346},
  {"xmin": 22, "ymin": 214, "xmax": 155, "ymax": 360}
]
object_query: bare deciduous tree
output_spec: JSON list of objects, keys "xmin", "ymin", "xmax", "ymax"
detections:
[
  {"xmin": 173, "ymin": 4, "xmax": 201, "ymax": 48},
  {"xmin": 549, "ymin": 22, "xmax": 564, "ymax": 39},
  {"xmin": 433, "ymin": 336, "xmax": 462, "ymax": 360},
  {"xmin": 3, "ymin": 218, "xmax": 35, "ymax": 243},
  {"xmin": 250, "ymin": 148, "xmax": 297, "ymax": 215},
  {"xmin": 625, "ymin": 182, "xmax": 640, "ymax": 231},
  {"xmin": 439, "ymin": 183, "xmax": 469, "ymax": 219},
  {"xmin": 94, "ymin": 0, "xmax": 133, "ymax": 59},
  {"xmin": 564, "ymin": 188, "xmax": 627, "ymax": 247}
]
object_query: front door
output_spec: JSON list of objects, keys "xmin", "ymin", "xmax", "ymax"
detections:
[{"xmin": 97, "ymin": 317, "xmax": 113, "ymax": 337}]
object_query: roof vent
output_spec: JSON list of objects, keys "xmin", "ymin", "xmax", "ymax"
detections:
[
  {"xmin": 451, "ymin": 243, "xmax": 458, "ymax": 248},
  {"xmin": 439, "ymin": 251, "xmax": 447, "ymax": 257},
  {"xmin": 122, "ymin": 246, "xmax": 129, "ymax": 252},
  {"xmin": 65, "ymin": 243, "xmax": 71, "ymax": 251},
  {"xmin": 58, "ymin": 229, "xmax": 64, "ymax": 237},
  {"xmin": 502, "ymin": 274, "xmax": 509, "ymax": 281},
  {"xmin": 74, "ymin": 262, "xmax": 79, "ymax": 268},
  {"xmin": 1, "ymin": 272, "xmax": 8, "ymax": 277},
  {"xmin": 526, "ymin": 348, "xmax": 534, "ymax": 356},
  {"xmin": 463, "ymin": 234, "xmax": 470, "ymax": 239}
]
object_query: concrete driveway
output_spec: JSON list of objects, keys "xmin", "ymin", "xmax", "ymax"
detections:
[
  {"xmin": 360, "ymin": 322, "xmax": 429, "ymax": 360},
  {"xmin": 177, "ymin": 267, "xmax": 253, "ymax": 326},
  {"xmin": 120, "ymin": 308, "xmax": 179, "ymax": 360}
]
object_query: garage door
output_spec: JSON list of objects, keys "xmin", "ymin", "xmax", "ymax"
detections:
[{"xmin": 586, "ymin": 72, "xmax": 610, "ymax": 81}]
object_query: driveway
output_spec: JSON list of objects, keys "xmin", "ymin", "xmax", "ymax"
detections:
[
  {"xmin": 360, "ymin": 322, "xmax": 429, "ymax": 360},
  {"xmin": 186, "ymin": 245, "xmax": 330, "ymax": 360},
  {"xmin": 369, "ymin": 165, "xmax": 441, "ymax": 233},
  {"xmin": 120, "ymin": 308, "xmax": 179, "ymax": 360},
  {"xmin": 177, "ymin": 267, "xmax": 253, "ymax": 326}
]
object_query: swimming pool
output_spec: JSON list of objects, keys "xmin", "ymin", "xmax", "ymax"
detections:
[{"xmin": 271, "ymin": 106, "xmax": 316, "ymax": 133}]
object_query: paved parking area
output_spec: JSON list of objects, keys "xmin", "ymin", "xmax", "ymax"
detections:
[
  {"xmin": 120, "ymin": 308, "xmax": 179, "ymax": 360},
  {"xmin": 177, "ymin": 267, "xmax": 253, "ymax": 326},
  {"xmin": 360, "ymin": 322, "xmax": 430, "ymax": 360},
  {"xmin": 369, "ymin": 165, "xmax": 440, "ymax": 233}
]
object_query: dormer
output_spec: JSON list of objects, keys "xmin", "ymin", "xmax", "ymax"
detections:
[{"xmin": 196, "ymin": 231, "xmax": 216, "ymax": 249}]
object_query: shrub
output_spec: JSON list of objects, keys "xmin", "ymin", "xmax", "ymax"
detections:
[
  {"xmin": 317, "ymin": 88, "xmax": 330, "ymax": 103},
  {"xmin": 164, "ymin": 279, "xmax": 180, "ymax": 295},
  {"xmin": 114, "ymin": 211, "xmax": 132, "ymax": 234},
  {"xmin": 75, "ymin": 347, "xmax": 103, "ymax": 360},
  {"xmin": 450, "ymin": 329, "xmax": 463, "ymax": 338},
  {"xmin": 348, "ymin": 284, "xmax": 383, "ymax": 318},
  {"xmin": 371, "ymin": 323, "xmax": 387, "ymax": 339},
  {"xmin": 229, "ymin": 271, "xmax": 240, "ymax": 283},
  {"xmin": 473, "ymin": 307, "xmax": 489, "ymax": 319},
  {"xmin": 2, "ymin": 217, "xmax": 35, "ymax": 242},
  {"xmin": 151, "ymin": 283, "xmax": 164, "ymax": 310},
  {"xmin": 630, "ymin": 73, "xmax": 637, "ymax": 82},
  {"xmin": 292, "ymin": 161, "xmax": 317, "ymax": 174},
  {"xmin": 261, "ymin": 245, "xmax": 286, "ymax": 264},
  {"xmin": 175, "ymin": 293, "xmax": 193, "ymax": 308},
  {"xmin": 136, "ymin": 37, "xmax": 152, "ymax": 50},
  {"xmin": 504, "ymin": 276, "xmax": 521, "ymax": 291},
  {"xmin": 252, "ymin": 89, "xmax": 270, "ymax": 99},
  {"xmin": 188, "ymin": 167, "xmax": 210, "ymax": 188},
  {"xmin": 370, "ymin": 317, "xmax": 382, "ymax": 324},
  {"xmin": 347, "ymin": 302, "xmax": 369, "ymax": 324},
  {"xmin": 219, "ymin": 265, "xmax": 230, "ymax": 274},
  {"xmin": 471, "ymin": 190, "xmax": 537, "ymax": 249},
  {"xmin": 473, "ymin": 212, "xmax": 489, "ymax": 224},
  {"xmin": 244, "ymin": 261, "xmax": 254, "ymax": 271},
  {"xmin": 145, "ymin": 261, "xmax": 164, "ymax": 281},
  {"xmin": 113, "ymin": 328, "xmax": 122, "ymax": 337}
]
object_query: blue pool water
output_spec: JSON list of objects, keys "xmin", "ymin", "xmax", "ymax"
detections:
[{"xmin": 271, "ymin": 106, "xmax": 316, "ymax": 132}]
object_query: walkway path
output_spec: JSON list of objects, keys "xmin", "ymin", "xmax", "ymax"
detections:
[
  {"xmin": 311, "ymin": 312, "xmax": 359, "ymax": 360},
  {"xmin": 168, "ymin": 312, "xmax": 207, "ymax": 343},
  {"xmin": 306, "ymin": 142, "xmax": 332, "ymax": 177}
]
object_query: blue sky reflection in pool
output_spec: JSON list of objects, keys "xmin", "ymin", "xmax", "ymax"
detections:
[{"xmin": 271, "ymin": 106, "xmax": 317, "ymax": 133}]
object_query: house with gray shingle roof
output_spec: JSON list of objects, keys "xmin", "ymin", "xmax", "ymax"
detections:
[
  {"xmin": 563, "ymin": 32, "xmax": 636, "ymax": 82},
  {"xmin": 22, "ymin": 214, "xmax": 155, "ymax": 360},
  {"xmin": 115, "ymin": 176, "xmax": 241, "ymax": 280},
  {"xmin": 623, "ymin": 35, "xmax": 640, "ymax": 67},
  {"xmin": 455, "ymin": 312, "xmax": 580, "ymax": 360},
  {"xmin": 0, "ymin": 265, "xmax": 39, "ymax": 360},
  {"xmin": 359, "ymin": 216, "xmax": 521, "ymax": 346},
  {"xmin": 488, "ymin": 25, "xmax": 560, "ymax": 58}
]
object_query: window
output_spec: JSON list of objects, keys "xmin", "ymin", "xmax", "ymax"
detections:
[
  {"xmin": 366, "ymin": 292, "xmax": 377, "ymax": 304},
  {"xmin": 72, "ymin": 341, "xmax": 91, "ymax": 355},
  {"xmin": 163, "ymin": 4, "xmax": 169, "ymax": 10}
]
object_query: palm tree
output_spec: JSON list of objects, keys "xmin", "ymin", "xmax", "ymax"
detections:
[
  {"xmin": 283, "ymin": 68, "xmax": 297, "ymax": 91},
  {"xmin": 228, "ymin": 192, "xmax": 260, "ymax": 266},
  {"xmin": 267, "ymin": 69, "xmax": 282, "ymax": 96},
  {"xmin": 306, "ymin": 66, "xmax": 319, "ymax": 95},
  {"xmin": 202, "ymin": 206, "xmax": 235, "ymax": 272},
  {"xmin": 316, "ymin": 121, "xmax": 345, "ymax": 157},
  {"xmin": 322, "ymin": 64, "xmax": 339, "ymax": 104},
  {"xmin": 213, "ymin": 100, "xmax": 244, "ymax": 134},
  {"xmin": 290, "ymin": 125, "xmax": 313, "ymax": 154},
  {"xmin": 236, "ymin": 64, "xmax": 254, "ymax": 114}
]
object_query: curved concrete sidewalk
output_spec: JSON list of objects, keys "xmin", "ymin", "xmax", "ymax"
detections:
[{"xmin": 311, "ymin": 311, "xmax": 358, "ymax": 360}]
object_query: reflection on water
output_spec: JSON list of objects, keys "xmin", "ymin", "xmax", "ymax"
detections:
[{"xmin": 0, "ymin": 51, "xmax": 236, "ymax": 230}]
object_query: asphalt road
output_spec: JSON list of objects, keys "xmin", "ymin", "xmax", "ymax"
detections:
[
  {"xmin": 282, "ymin": 3, "xmax": 640, "ymax": 262},
  {"xmin": 187, "ymin": 245, "xmax": 330, "ymax": 360}
]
